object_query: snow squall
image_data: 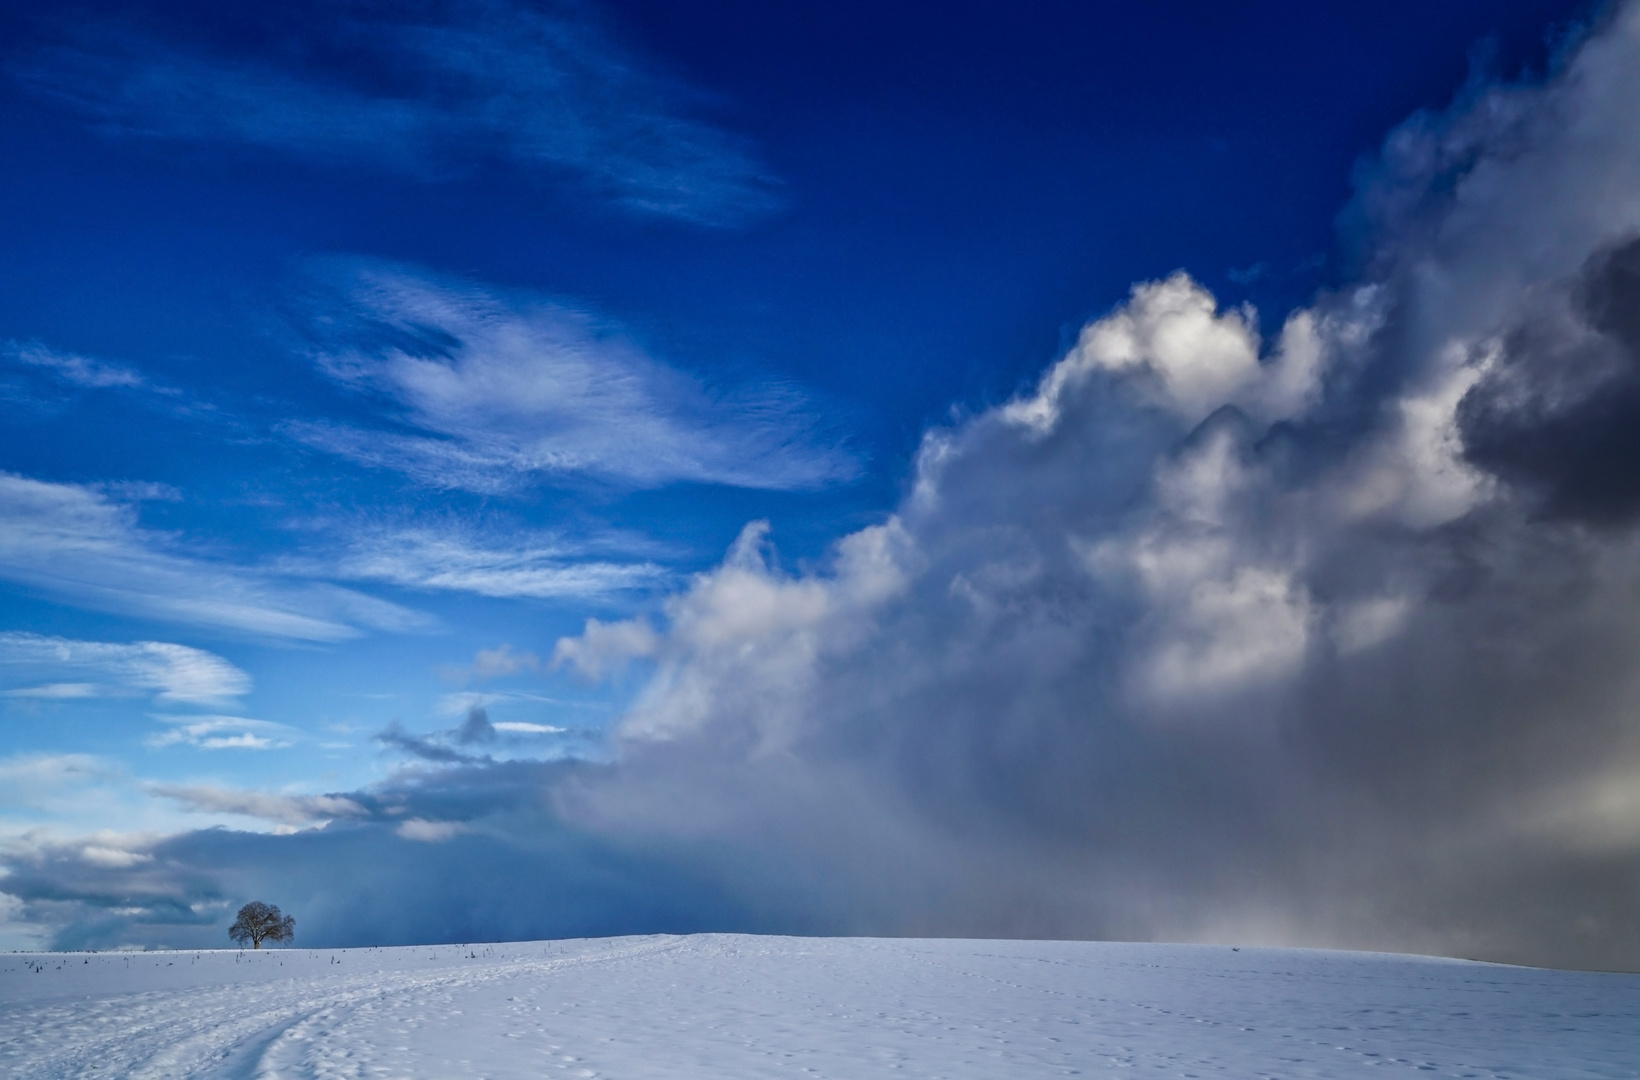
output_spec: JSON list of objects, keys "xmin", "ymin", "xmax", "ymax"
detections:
[{"xmin": 1, "ymin": 935, "xmax": 1635, "ymax": 1078}]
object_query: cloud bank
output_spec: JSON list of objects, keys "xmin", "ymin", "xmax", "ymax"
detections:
[
  {"xmin": 7, "ymin": 0, "xmax": 779, "ymax": 226},
  {"xmin": 14, "ymin": 4, "xmax": 1640, "ymax": 970}
]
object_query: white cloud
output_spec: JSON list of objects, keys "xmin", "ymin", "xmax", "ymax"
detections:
[
  {"xmin": 433, "ymin": 690, "xmax": 581, "ymax": 723},
  {"xmin": 0, "ymin": 755, "xmax": 352, "ymax": 855},
  {"xmin": 145, "ymin": 715, "xmax": 297, "ymax": 751},
  {"xmin": 1336, "ymin": 341, "xmax": 1495, "ymax": 528},
  {"xmin": 1136, "ymin": 566, "xmax": 1312, "ymax": 704},
  {"xmin": 471, "ymin": 645, "xmax": 539, "ymax": 679},
  {"xmin": 147, "ymin": 784, "xmax": 366, "ymax": 826},
  {"xmin": 9, "ymin": 0, "xmax": 779, "ymax": 226},
  {"xmin": 397, "ymin": 818, "xmax": 469, "ymax": 842},
  {"xmin": 289, "ymin": 263, "xmax": 857, "ymax": 492},
  {"xmin": 0, "ymin": 754, "xmax": 119, "ymax": 813},
  {"xmin": 1, "ymin": 682, "xmax": 98, "ymax": 699},
  {"xmin": 552, "ymin": 618, "xmax": 662, "ymax": 681},
  {"xmin": 2, "ymin": 340, "xmax": 145, "ymax": 389},
  {"xmin": 77, "ymin": 844, "xmax": 152, "ymax": 868},
  {"xmin": 556, "ymin": 518, "xmax": 910, "ymax": 746},
  {"xmin": 1003, "ymin": 273, "xmax": 1328, "ymax": 431},
  {"xmin": 0, "ymin": 632, "xmax": 251, "ymax": 705},
  {"xmin": 316, "ymin": 522, "xmax": 665, "ymax": 600},
  {"xmin": 0, "ymin": 473, "xmax": 429, "ymax": 641},
  {"xmin": 491, "ymin": 721, "xmax": 563, "ymax": 735}
]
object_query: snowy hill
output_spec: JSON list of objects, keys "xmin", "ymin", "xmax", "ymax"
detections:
[{"xmin": 1, "ymin": 935, "xmax": 1635, "ymax": 1078}]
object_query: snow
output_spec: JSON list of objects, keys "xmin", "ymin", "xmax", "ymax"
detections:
[{"xmin": 0, "ymin": 935, "xmax": 1635, "ymax": 1078}]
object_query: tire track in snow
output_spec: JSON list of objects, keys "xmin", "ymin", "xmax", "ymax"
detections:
[{"xmin": 0, "ymin": 937, "xmax": 684, "ymax": 1080}]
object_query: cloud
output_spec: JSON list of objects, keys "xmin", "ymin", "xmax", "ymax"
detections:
[
  {"xmin": 2, "ymin": 340, "xmax": 146, "ymax": 389},
  {"xmin": 492, "ymin": 721, "xmax": 564, "ymax": 735},
  {"xmin": 16, "ymin": 1, "xmax": 1640, "ymax": 970},
  {"xmin": 0, "ymin": 754, "xmax": 288, "ymax": 891},
  {"xmin": 397, "ymin": 818, "xmax": 468, "ymax": 842},
  {"xmin": 1001, "ymin": 271, "xmax": 1326, "ymax": 430},
  {"xmin": 1, "ymin": 683, "xmax": 98, "ymax": 700},
  {"xmin": 1457, "ymin": 236, "xmax": 1640, "ymax": 523},
  {"xmin": 551, "ymin": 617, "xmax": 661, "ymax": 681},
  {"xmin": 314, "ymin": 521, "xmax": 665, "ymax": 600},
  {"xmin": 0, "ymin": 828, "xmax": 229, "ymax": 949},
  {"xmin": 459, "ymin": 644, "xmax": 542, "ymax": 681},
  {"xmin": 148, "ymin": 784, "xmax": 366, "ymax": 826},
  {"xmin": 528, "ymin": 3, "xmax": 1640, "ymax": 969},
  {"xmin": 0, "ymin": 632, "xmax": 251, "ymax": 705},
  {"xmin": 287, "ymin": 262, "xmax": 857, "ymax": 492},
  {"xmin": 0, "ymin": 754, "xmax": 121, "ymax": 815},
  {"xmin": 7, "ymin": 0, "xmax": 779, "ymax": 226},
  {"xmin": 145, "ymin": 715, "xmax": 298, "ymax": 751},
  {"xmin": 0, "ymin": 754, "xmax": 360, "ymax": 894},
  {"xmin": 0, "ymin": 772, "xmax": 759, "ymax": 950},
  {"xmin": 377, "ymin": 702, "xmax": 577, "ymax": 767},
  {"xmin": 0, "ymin": 340, "xmax": 219, "ymax": 423},
  {"xmin": 456, "ymin": 705, "xmax": 495, "ymax": 745},
  {"xmin": 0, "ymin": 472, "xmax": 429, "ymax": 641},
  {"xmin": 377, "ymin": 720, "xmax": 484, "ymax": 765}
]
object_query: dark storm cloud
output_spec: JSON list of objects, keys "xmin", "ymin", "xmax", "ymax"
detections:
[
  {"xmin": 376, "ymin": 720, "xmax": 486, "ymax": 765},
  {"xmin": 457, "ymin": 706, "xmax": 496, "ymax": 745},
  {"xmin": 1460, "ymin": 237, "xmax": 1640, "ymax": 523}
]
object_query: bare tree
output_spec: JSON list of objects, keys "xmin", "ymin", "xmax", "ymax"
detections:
[{"xmin": 229, "ymin": 901, "xmax": 295, "ymax": 949}]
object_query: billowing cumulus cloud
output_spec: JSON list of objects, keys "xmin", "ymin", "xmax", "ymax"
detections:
[
  {"xmin": 14, "ymin": 3, "xmax": 1640, "ymax": 970},
  {"xmin": 537, "ymin": 3, "xmax": 1640, "ymax": 969},
  {"xmin": 287, "ymin": 262, "xmax": 858, "ymax": 493}
]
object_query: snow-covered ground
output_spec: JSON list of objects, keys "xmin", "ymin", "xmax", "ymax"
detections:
[{"xmin": 0, "ymin": 935, "xmax": 1634, "ymax": 1078}]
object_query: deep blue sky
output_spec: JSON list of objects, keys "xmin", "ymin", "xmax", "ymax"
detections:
[
  {"xmin": 0, "ymin": 0, "xmax": 1579, "ymax": 571},
  {"xmin": 9, "ymin": 0, "xmax": 1638, "ymax": 963}
]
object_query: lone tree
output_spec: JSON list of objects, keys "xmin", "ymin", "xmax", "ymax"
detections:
[{"xmin": 229, "ymin": 901, "xmax": 295, "ymax": 949}]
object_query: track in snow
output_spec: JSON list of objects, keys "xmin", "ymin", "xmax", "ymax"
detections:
[{"xmin": 1, "ymin": 935, "xmax": 1635, "ymax": 1078}]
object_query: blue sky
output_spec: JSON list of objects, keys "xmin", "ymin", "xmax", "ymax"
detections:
[{"xmin": 10, "ymin": 0, "xmax": 1640, "ymax": 969}]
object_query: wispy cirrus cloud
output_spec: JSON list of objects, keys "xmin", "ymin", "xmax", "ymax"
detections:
[
  {"xmin": 287, "ymin": 261, "xmax": 858, "ymax": 492},
  {"xmin": 145, "ymin": 715, "xmax": 298, "ymax": 751},
  {"xmin": 0, "ymin": 472, "xmax": 428, "ymax": 641},
  {"xmin": 0, "ymin": 632, "xmax": 250, "ymax": 706},
  {"xmin": 314, "ymin": 522, "xmax": 665, "ymax": 600},
  {"xmin": 7, "ymin": 0, "xmax": 779, "ymax": 226},
  {"xmin": 148, "ymin": 783, "xmax": 365, "ymax": 826},
  {"xmin": 2, "ymin": 340, "xmax": 147, "ymax": 390}
]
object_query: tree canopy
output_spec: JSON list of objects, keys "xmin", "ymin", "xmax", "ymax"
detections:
[{"xmin": 228, "ymin": 901, "xmax": 295, "ymax": 949}]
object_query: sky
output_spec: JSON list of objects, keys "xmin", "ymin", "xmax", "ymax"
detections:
[{"xmin": 4, "ymin": 0, "xmax": 1640, "ymax": 970}]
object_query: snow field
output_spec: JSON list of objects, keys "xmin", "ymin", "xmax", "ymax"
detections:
[{"xmin": 0, "ymin": 934, "xmax": 1635, "ymax": 1078}]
